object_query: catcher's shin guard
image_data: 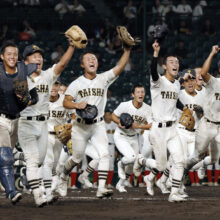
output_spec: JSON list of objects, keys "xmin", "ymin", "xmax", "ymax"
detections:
[{"xmin": 0, "ymin": 147, "xmax": 20, "ymax": 198}]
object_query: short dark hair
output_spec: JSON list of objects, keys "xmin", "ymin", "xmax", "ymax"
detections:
[
  {"xmin": 80, "ymin": 51, "xmax": 97, "ymax": 64},
  {"xmin": 131, "ymin": 84, "xmax": 145, "ymax": 94},
  {"xmin": 163, "ymin": 54, "xmax": 178, "ymax": 65},
  {"xmin": 0, "ymin": 40, "xmax": 18, "ymax": 55}
]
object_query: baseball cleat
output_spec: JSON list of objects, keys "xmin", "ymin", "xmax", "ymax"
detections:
[
  {"xmin": 133, "ymin": 154, "xmax": 143, "ymax": 177},
  {"xmin": 70, "ymin": 185, "xmax": 78, "ymax": 190},
  {"xmin": 144, "ymin": 175, "xmax": 154, "ymax": 196},
  {"xmin": 117, "ymin": 161, "xmax": 126, "ymax": 180},
  {"xmin": 56, "ymin": 178, "xmax": 68, "ymax": 197},
  {"xmin": 156, "ymin": 178, "xmax": 170, "ymax": 194},
  {"xmin": 93, "ymin": 182, "xmax": 98, "ymax": 188},
  {"xmin": 96, "ymin": 187, "xmax": 113, "ymax": 198},
  {"xmin": 33, "ymin": 189, "xmax": 47, "ymax": 208},
  {"xmin": 116, "ymin": 181, "xmax": 127, "ymax": 193},
  {"xmin": 197, "ymin": 167, "xmax": 205, "ymax": 179},
  {"xmin": 78, "ymin": 174, "xmax": 93, "ymax": 188},
  {"xmin": 168, "ymin": 193, "xmax": 187, "ymax": 203},
  {"xmin": 9, "ymin": 191, "xmax": 22, "ymax": 205}
]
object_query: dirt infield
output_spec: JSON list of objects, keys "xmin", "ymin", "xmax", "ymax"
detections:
[{"xmin": 1, "ymin": 186, "xmax": 220, "ymax": 220}]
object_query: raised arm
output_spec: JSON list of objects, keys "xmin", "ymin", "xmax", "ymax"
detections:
[
  {"xmin": 113, "ymin": 48, "xmax": 131, "ymax": 77},
  {"xmin": 54, "ymin": 45, "xmax": 75, "ymax": 76},
  {"xmin": 201, "ymin": 45, "xmax": 220, "ymax": 83},
  {"xmin": 151, "ymin": 41, "xmax": 160, "ymax": 81}
]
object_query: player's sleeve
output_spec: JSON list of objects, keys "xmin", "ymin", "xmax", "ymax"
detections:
[
  {"xmin": 65, "ymin": 81, "xmax": 78, "ymax": 100},
  {"xmin": 43, "ymin": 64, "xmax": 58, "ymax": 83},
  {"xmin": 204, "ymin": 75, "xmax": 216, "ymax": 91},
  {"xmin": 113, "ymin": 102, "xmax": 125, "ymax": 117},
  {"xmin": 101, "ymin": 69, "xmax": 118, "ymax": 87}
]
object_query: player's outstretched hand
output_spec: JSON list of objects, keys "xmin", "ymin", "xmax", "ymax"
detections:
[
  {"xmin": 76, "ymin": 101, "xmax": 87, "ymax": 109},
  {"xmin": 211, "ymin": 45, "xmax": 220, "ymax": 56}
]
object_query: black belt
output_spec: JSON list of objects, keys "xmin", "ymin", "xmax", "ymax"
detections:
[
  {"xmin": 158, "ymin": 121, "xmax": 173, "ymax": 128},
  {"xmin": 120, "ymin": 133, "xmax": 136, "ymax": 137},
  {"xmin": 76, "ymin": 117, "xmax": 104, "ymax": 125},
  {"xmin": 49, "ymin": 131, "xmax": 56, "ymax": 135},
  {"xmin": 0, "ymin": 113, "xmax": 20, "ymax": 120},
  {"xmin": 26, "ymin": 115, "xmax": 49, "ymax": 121},
  {"xmin": 179, "ymin": 126, "xmax": 195, "ymax": 132},
  {"xmin": 206, "ymin": 118, "xmax": 220, "ymax": 125},
  {"xmin": 109, "ymin": 143, "xmax": 114, "ymax": 145}
]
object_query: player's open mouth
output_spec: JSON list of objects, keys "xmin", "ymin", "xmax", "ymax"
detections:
[
  {"xmin": 172, "ymin": 68, "xmax": 177, "ymax": 71},
  {"xmin": 89, "ymin": 64, "xmax": 95, "ymax": 68}
]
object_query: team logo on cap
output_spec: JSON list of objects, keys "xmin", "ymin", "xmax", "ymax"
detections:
[
  {"xmin": 33, "ymin": 45, "xmax": 39, "ymax": 50},
  {"xmin": 187, "ymin": 69, "xmax": 191, "ymax": 73}
]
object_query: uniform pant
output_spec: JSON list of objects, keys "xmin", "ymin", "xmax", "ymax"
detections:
[
  {"xmin": 114, "ymin": 130, "xmax": 139, "ymax": 165},
  {"xmin": 177, "ymin": 126, "xmax": 195, "ymax": 169},
  {"xmin": 18, "ymin": 119, "xmax": 48, "ymax": 187},
  {"xmin": 0, "ymin": 116, "xmax": 18, "ymax": 148},
  {"xmin": 149, "ymin": 123, "xmax": 184, "ymax": 182},
  {"xmin": 188, "ymin": 117, "xmax": 220, "ymax": 169},
  {"xmin": 43, "ymin": 134, "xmax": 63, "ymax": 181}
]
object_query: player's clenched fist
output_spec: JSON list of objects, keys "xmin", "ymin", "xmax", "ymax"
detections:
[
  {"xmin": 152, "ymin": 41, "xmax": 160, "ymax": 57},
  {"xmin": 76, "ymin": 101, "xmax": 87, "ymax": 109},
  {"xmin": 211, "ymin": 45, "xmax": 220, "ymax": 55}
]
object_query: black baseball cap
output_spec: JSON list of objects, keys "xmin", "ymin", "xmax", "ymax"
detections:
[
  {"xmin": 23, "ymin": 44, "xmax": 44, "ymax": 59},
  {"xmin": 179, "ymin": 68, "xmax": 196, "ymax": 79}
]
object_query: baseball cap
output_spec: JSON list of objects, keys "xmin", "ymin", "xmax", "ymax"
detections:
[
  {"xmin": 179, "ymin": 68, "xmax": 196, "ymax": 79},
  {"xmin": 23, "ymin": 44, "xmax": 44, "ymax": 59}
]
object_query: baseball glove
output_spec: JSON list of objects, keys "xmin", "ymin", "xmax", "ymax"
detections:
[
  {"xmin": 194, "ymin": 105, "xmax": 204, "ymax": 119},
  {"xmin": 179, "ymin": 108, "xmax": 195, "ymax": 131},
  {"xmin": 13, "ymin": 80, "xmax": 31, "ymax": 107},
  {"xmin": 116, "ymin": 26, "xmax": 140, "ymax": 48},
  {"xmin": 65, "ymin": 25, "xmax": 88, "ymax": 49},
  {"xmin": 120, "ymin": 113, "xmax": 134, "ymax": 129},
  {"xmin": 76, "ymin": 104, "xmax": 98, "ymax": 124},
  {"xmin": 150, "ymin": 25, "xmax": 168, "ymax": 43},
  {"xmin": 54, "ymin": 123, "xmax": 72, "ymax": 145},
  {"xmin": 67, "ymin": 139, "xmax": 73, "ymax": 155}
]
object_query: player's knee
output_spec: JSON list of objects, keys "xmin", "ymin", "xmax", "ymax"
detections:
[
  {"xmin": 72, "ymin": 154, "xmax": 83, "ymax": 164},
  {"xmin": 0, "ymin": 147, "xmax": 14, "ymax": 167},
  {"xmin": 122, "ymin": 154, "xmax": 136, "ymax": 164}
]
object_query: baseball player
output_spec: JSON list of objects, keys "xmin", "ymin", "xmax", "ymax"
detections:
[
  {"xmin": 186, "ymin": 46, "xmax": 220, "ymax": 175},
  {"xmin": 145, "ymin": 41, "xmax": 188, "ymax": 202},
  {"xmin": 112, "ymin": 84, "xmax": 152, "ymax": 192},
  {"xmin": 18, "ymin": 43, "xmax": 75, "ymax": 207},
  {"xmin": 104, "ymin": 110, "xmax": 117, "ymax": 188},
  {"xmin": 42, "ymin": 82, "xmax": 72, "ymax": 203},
  {"xmin": 0, "ymin": 41, "xmax": 38, "ymax": 204},
  {"xmin": 58, "ymin": 46, "xmax": 132, "ymax": 198}
]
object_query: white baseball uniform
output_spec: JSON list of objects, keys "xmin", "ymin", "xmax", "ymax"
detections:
[
  {"xmin": 43, "ymin": 94, "xmax": 70, "ymax": 187},
  {"xmin": 18, "ymin": 65, "xmax": 58, "ymax": 191},
  {"xmin": 64, "ymin": 69, "xmax": 117, "ymax": 187},
  {"xmin": 149, "ymin": 74, "xmax": 184, "ymax": 189},
  {"xmin": 189, "ymin": 76, "xmax": 220, "ymax": 168},
  {"xmin": 177, "ymin": 89, "xmax": 204, "ymax": 167},
  {"xmin": 114, "ymin": 100, "xmax": 152, "ymax": 166}
]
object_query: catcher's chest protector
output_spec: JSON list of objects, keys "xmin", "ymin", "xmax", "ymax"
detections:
[{"xmin": 0, "ymin": 62, "xmax": 28, "ymax": 114}]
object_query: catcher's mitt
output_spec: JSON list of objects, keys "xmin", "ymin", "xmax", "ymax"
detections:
[
  {"xmin": 13, "ymin": 80, "xmax": 31, "ymax": 107},
  {"xmin": 116, "ymin": 26, "xmax": 140, "ymax": 48},
  {"xmin": 76, "ymin": 104, "xmax": 98, "ymax": 124},
  {"xmin": 120, "ymin": 113, "xmax": 134, "ymax": 129},
  {"xmin": 54, "ymin": 123, "xmax": 72, "ymax": 145},
  {"xmin": 65, "ymin": 25, "xmax": 88, "ymax": 49},
  {"xmin": 179, "ymin": 108, "xmax": 195, "ymax": 131}
]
